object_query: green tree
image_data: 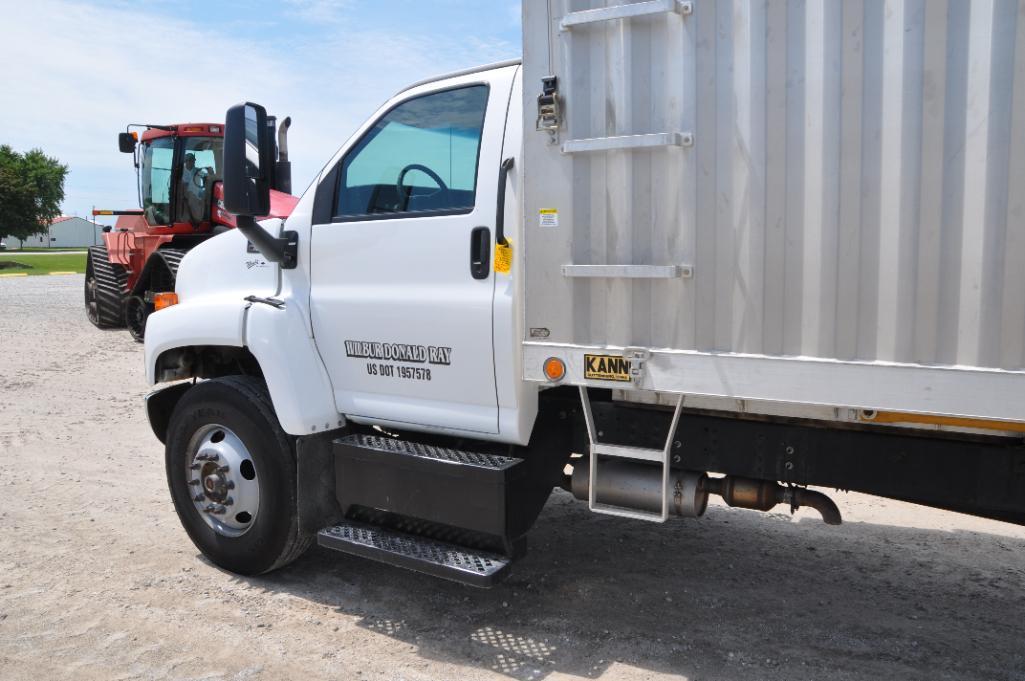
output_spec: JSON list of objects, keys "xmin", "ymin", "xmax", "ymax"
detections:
[{"xmin": 0, "ymin": 145, "xmax": 68, "ymax": 241}]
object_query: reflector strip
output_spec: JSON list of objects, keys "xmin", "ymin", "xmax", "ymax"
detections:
[{"xmin": 863, "ymin": 411, "xmax": 1025, "ymax": 433}]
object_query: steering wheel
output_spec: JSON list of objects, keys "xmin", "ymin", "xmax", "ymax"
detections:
[
  {"xmin": 396, "ymin": 164, "xmax": 448, "ymax": 211},
  {"xmin": 192, "ymin": 167, "xmax": 214, "ymax": 190}
]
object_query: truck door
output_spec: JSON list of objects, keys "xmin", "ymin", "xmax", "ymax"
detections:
[{"xmin": 309, "ymin": 67, "xmax": 517, "ymax": 435}]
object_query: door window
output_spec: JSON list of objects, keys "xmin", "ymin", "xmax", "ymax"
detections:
[
  {"xmin": 140, "ymin": 137, "xmax": 174, "ymax": 225},
  {"xmin": 335, "ymin": 85, "xmax": 489, "ymax": 219},
  {"xmin": 179, "ymin": 136, "xmax": 224, "ymax": 224}
]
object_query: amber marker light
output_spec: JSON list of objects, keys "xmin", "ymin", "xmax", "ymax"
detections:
[
  {"xmin": 543, "ymin": 357, "xmax": 566, "ymax": 382},
  {"xmin": 153, "ymin": 292, "xmax": 179, "ymax": 311}
]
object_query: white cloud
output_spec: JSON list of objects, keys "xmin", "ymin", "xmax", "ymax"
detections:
[{"xmin": 284, "ymin": 0, "xmax": 354, "ymax": 23}]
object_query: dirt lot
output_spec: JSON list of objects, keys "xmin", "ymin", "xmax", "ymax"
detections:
[{"xmin": 1, "ymin": 275, "xmax": 1024, "ymax": 681}]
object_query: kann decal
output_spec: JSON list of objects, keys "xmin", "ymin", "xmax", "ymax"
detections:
[{"xmin": 583, "ymin": 354, "xmax": 631, "ymax": 382}]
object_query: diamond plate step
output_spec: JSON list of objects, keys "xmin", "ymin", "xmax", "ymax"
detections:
[
  {"xmin": 335, "ymin": 434, "xmax": 522, "ymax": 470},
  {"xmin": 318, "ymin": 521, "xmax": 511, "ymax": 588}
]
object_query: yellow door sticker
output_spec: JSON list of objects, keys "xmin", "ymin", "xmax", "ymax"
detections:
[
  {"xmin": 584, "ymin": 354, "xmax": 632, "ymax": 382},
  {"xmin": 494, "ymin": 240, "xmax": 513, "ymax": 274}
]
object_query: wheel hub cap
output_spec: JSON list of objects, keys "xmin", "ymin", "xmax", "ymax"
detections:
[{"xmin": 186, "ymin": 425, "xmax": 259, "ymax": 537}]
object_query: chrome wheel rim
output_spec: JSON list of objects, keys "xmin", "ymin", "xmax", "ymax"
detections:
[{"xmin": 186, "ymin": 424, "xmax": 260, "ymax": 537}]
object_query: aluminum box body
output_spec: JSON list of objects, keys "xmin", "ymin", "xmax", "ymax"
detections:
[{"xmin": 520, "ymin": 0, "xmax": 1025, "ymax": 422}]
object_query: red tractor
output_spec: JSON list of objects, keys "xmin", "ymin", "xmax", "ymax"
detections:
[{"xmin": 85, "ymin": 119, "xmax": 298, "ymax": 341}]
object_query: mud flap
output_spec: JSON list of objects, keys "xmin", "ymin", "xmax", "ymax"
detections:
[{"xmin": 296, "ymin": 432, "xmax": 344, "ymax": 535}]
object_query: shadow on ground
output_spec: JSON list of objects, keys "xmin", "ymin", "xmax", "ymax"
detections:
[{"xmin": 234, "ymin": 491, "xmax": 1025, "ymax": 681}]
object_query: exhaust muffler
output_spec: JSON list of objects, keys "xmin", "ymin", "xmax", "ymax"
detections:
[{"xmin": 570, "ymin": 460, "xmax": 709, "ymax": 518}]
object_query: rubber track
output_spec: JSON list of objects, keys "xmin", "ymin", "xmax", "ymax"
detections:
[
  {"xmin": 87, "ymin": 246, "xmax": 128, "ymax": 328},
  {"xmin": 134, "ymin": 248, "xmax": 188, "ymax": 297},
  {"xmin": 156, "ymin": 248, "xmax": 187, "ymax": 282},
  {"xmin": 215, "ymin": 375, "xmax": 315, "ymax": 573}
]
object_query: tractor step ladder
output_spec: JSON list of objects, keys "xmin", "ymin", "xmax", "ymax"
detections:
[{"xmin": 579, "ymin": 386, "xmax": 685, "ymax": 522}]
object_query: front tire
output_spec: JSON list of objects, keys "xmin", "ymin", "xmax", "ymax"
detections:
[
  {"xmin": 124, "ymin": 295, "xmax": 149, "ymax": 342},
  {"xmin": 165, "ymin": 376, "xmax": 312, "ymax": 575}
]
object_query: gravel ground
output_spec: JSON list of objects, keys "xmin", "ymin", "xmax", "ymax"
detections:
[{"xmin": 1, "ymin": 274, "xmax": 1024, "ymax": 681}]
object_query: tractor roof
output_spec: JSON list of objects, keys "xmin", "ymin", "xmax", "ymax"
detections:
[{"xmin": 140, "ymin": 124, "xmax": 223, "ymax": 142}]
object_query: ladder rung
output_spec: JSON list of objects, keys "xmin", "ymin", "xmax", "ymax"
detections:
[
  {"xmin": 561, "ymin": 132, "xmax": 693, "ymax": 154},
  {"xmin": 560, "ymin": 0, "xmax": 692, "ymax": 30},
  {"xmin": 590, "ymin": 503, "xmax": 668, "ymax": 523},
  {"xmin": 592, "ymin": 443, "xmax": 665, "ymax": 463},
  {"xmin": 562, "ymin": 264, "xmax": 693, "ymax": 279}
]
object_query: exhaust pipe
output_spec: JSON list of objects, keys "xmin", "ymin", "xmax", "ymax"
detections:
[
  {"xmin": 570, "ymin": 461, "xmax": 842, "ymax": 525},
  {"xmin": 274, "ymin": 117, "xmax": 292, "ymax": 194},
  {"xmin": 703, "ymin": 476, "xmax": 842, "ymax": 525}
]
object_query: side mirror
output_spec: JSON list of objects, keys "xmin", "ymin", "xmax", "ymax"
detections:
[
  {"xmin": 222, "ymin": 101, "xmax": 297, "ymax": 269},
  {"xmin": 118, "ymin": 132, "xmax": 136, "ymax": 154},
  {"xmin": 223, "ymin": 102, "xmax": 272, "ymax": 217}
]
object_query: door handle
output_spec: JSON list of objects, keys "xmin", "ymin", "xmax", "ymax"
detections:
[
  {"xmin": 470, "ymin": 226, "xmax": 490, "ymax": 280},
  {"xmin": 495, "ymin": 157, "xmax": 514, "ymax": 246}
]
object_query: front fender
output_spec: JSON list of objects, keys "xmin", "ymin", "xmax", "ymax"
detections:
[
  {"xmin": 245, "ymin": 301, "xmax": 340, "ymax": 436},
  {"xmin": 145, "ymin": 297, "xmax": 339, "ymax": 437}
]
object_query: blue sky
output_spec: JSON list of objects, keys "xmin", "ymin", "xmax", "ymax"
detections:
[{"xmin": 0, "ymin": 0, "xmax": 521, "ymax": 226}]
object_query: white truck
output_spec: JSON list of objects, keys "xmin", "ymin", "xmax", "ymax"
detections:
[{"xmin": 144, "ymin": 0, "xmax": 1025, "ymax": 586}]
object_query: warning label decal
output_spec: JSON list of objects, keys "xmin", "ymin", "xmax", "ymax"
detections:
[
  {"xmin": 539, "ymin": 208, "xmax": 559, "ymax": 227},
  {"xmin": 583, "ymin": 354, "xmax": 632, "ymax": 382}
]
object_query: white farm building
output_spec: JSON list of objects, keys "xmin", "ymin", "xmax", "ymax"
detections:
[{"xmin": 5, "ymin": 217, "xmax": 104, "ymax": 249}]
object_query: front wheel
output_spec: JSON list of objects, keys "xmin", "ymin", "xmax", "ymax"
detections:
[
  {"xmin": 124, "ymin": 295, "xmax": 149, "ymax": 342},
  {"xmin": 165, "ymin": 376, "xmax": 312, "ymax": 575}
]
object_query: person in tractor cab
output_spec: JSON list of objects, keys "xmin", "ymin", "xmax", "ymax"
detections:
[{"xmin": 181, "ymin": 152, "xmax": 213, "ymax": 224}]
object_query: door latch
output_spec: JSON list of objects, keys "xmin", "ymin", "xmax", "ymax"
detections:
[
  {"xmin": 536, "ymin": 76, "xmax": 561, "ymax": 132},
  {"xmin": 623, "ymin": 347, "xmax": 652, "ymax": 379},
  {"xmin": 244, "ymin": 295, "xmax": 285, "ymax": 309}
]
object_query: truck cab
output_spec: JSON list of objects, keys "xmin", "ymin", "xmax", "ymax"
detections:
[
  {"xmin": 145, "ymin": 62, "xmax": 551, "ymax": 584},
  {"xmin": 148, "ymin": 62, "xmax": 530, "ymax": 444}
]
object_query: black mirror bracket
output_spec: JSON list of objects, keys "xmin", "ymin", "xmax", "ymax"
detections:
[{"xmin": 237, "ymin": 216, "xmax": 299, "ymax": 269}]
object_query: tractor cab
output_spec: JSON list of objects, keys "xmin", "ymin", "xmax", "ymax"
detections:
[
  {"xmin": 85, "ymin": 117, "xmax": 297, "ymax": 343},
  {"xmin": 120, "ymin": 124, "xmax": 226, "ymax": 233},
  {"xmin": 117, "ymin": 119, "xmax": 294, "ymax": 234}
]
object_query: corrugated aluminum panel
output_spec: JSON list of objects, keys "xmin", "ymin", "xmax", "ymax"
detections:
[{"xmin": 522, "ymin": 0, "xmax": 1025, "ymax": 405}]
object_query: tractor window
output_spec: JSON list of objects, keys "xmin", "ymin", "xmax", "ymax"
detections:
[
  {"xmin": 179, "ymin": 136, "xmax": 224, "ymax": 224},
  {"xmin": 335, "ymin": 85, "xmax": 489, "ymax": 219},
  {"xmin": 141, "ymin": 137, "xmax": 174, "ymax": 225}
]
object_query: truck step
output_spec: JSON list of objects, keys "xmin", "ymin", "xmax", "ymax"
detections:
[
  {"xmin": 335, "ymin": 433, "xmax": 522, "ymax": 472},
  {"xmin": 318, "ymin": 520, "xmax": 511, "ymax": 588},
  {"xmin": 334, "ymin": 434, "xmax": 527, "ymax": 538}
]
